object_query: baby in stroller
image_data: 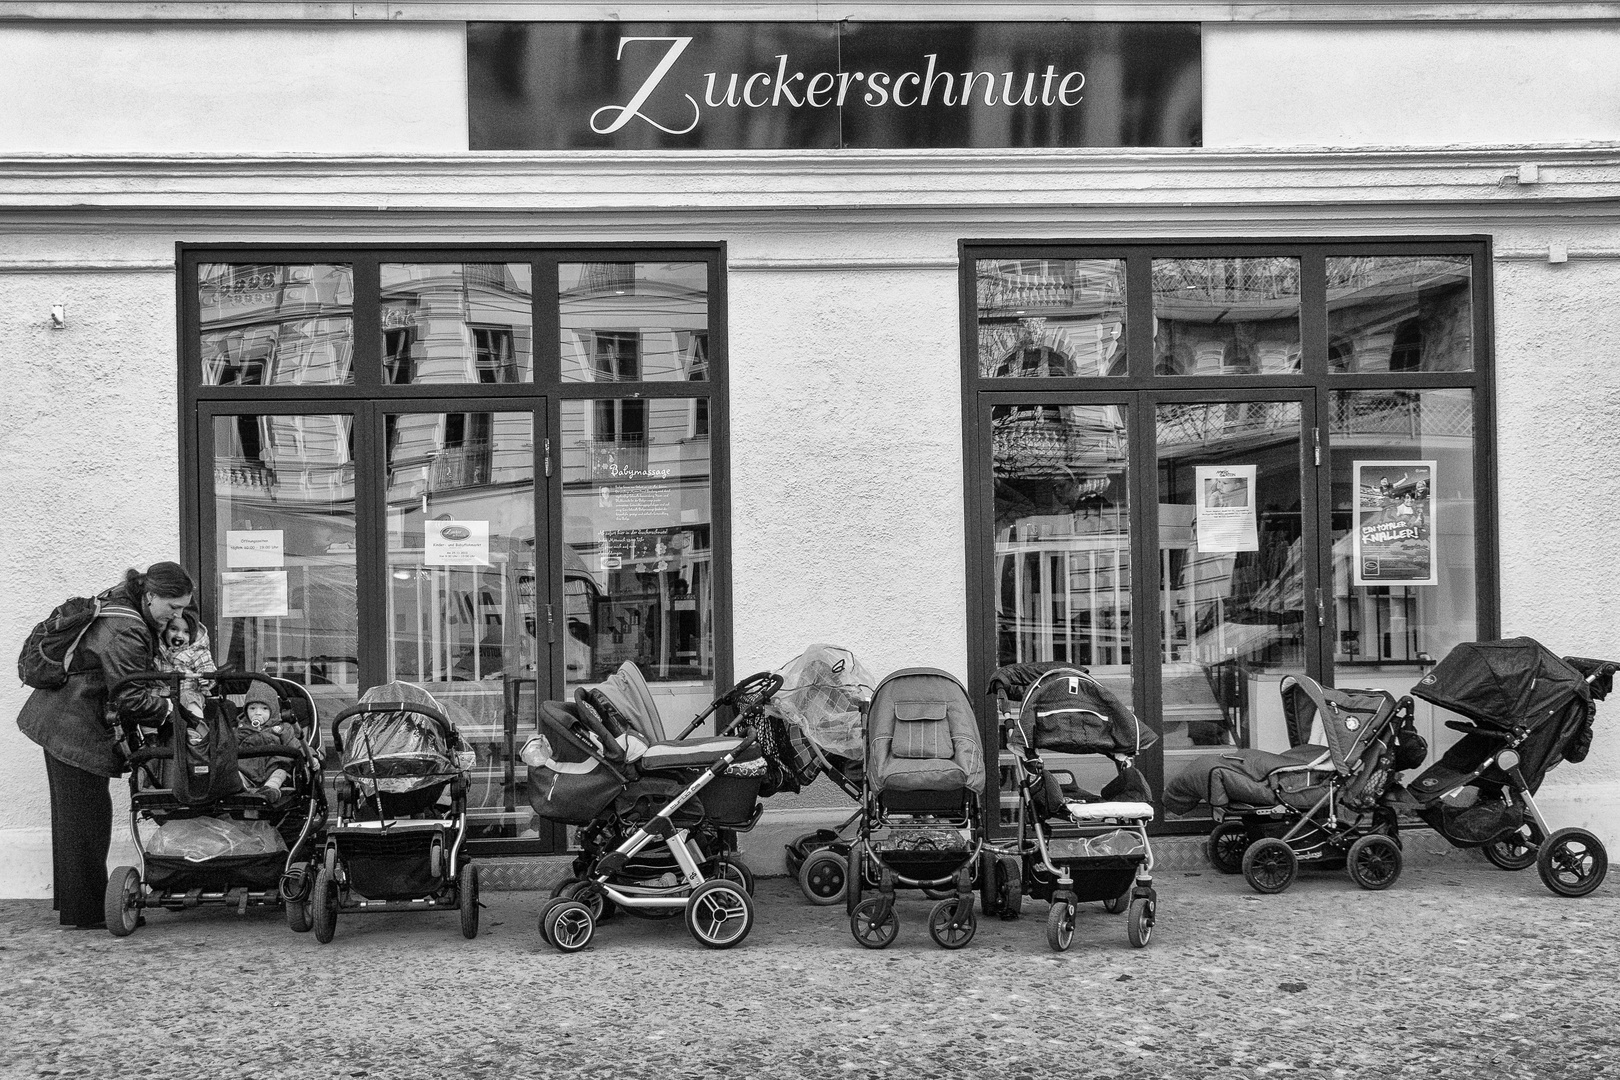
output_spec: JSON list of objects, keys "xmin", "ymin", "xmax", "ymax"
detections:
[
  {"xmin": 1165, "ymin": 674, "xmax": 1426, "ymax": 895},
  {"xmin": 309, "ymin": 682, "xmax": 479, "ymax": 943},
  {"xmin": 105, "ymin": 671, "xmax": 325, "ymax": 937},
  {"xmin": 844, "ymin": 667, "xmax": 987, "ymax": 950},
  {"xmin": 236, "ymin": 680, "xmax": 300, "ymax": 801},
  {"xmin": 987, "ymin": 664, "xmax": 1160, "ymax": 951}
]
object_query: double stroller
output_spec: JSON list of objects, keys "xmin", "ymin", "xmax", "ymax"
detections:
[
  {"xmin": 845, "ymin": 668, "xmax": 987, "ymax": 949},
  {"xmin": 528, "ymin": 670, "xmax": 787, "ymax": 951},
  {"xmin": 987, "ymin": 664, "xmax": 1160, "ymax": 951},
  {"xmin": 309, "ymin": 681, "xmax": 479, "ymax": 942},
  {"xmin": 1166, "ymin": 674, "xmax": 1425, "ymax": 895},
  {"xmin": 1402, "ymin": 638, "xmax": 1618, "ymax": 897},
  {"xmin": 105, "ymin": 671, "xmax": 325, "ymax": 936}
]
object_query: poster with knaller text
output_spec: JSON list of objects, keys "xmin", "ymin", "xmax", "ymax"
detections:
[{"xmin": 1352, "ymin": 461, "xmax": 1436, "ymax": 587}]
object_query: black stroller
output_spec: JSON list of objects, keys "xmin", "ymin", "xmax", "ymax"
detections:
[
  {"xmin": 1165, "ymin": 674, "xmax": 1426, "ymax": 895},
  {"xmin": 311, "ymin": 681, "xmax": 479, "ymax": 942},
  {"xmin": 987, "ymin": 664, "xmax": 1160, "ymax": 951},
  {"xmin": 529, "ymin": 672, "xmax": 785, "ymax": 951},
  {"xmin": 1404, "ymin": 638, "xmax": 1618, "ymax": 897},
  {"xmin": 845, "ymin": 668, "xmax": 987, "ymax": 950},
  {"xmin": 105, "ymin": 671, "xmax": 325, "ymax": 936}
]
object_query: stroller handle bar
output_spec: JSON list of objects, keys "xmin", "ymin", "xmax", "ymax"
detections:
[
  {"xmin": 329, "ymin": 700, "xmax": 454, "ymax": 755},
  {"xmin": 674, "ymin": 671, "xmax": 784, "ymax": 740}
]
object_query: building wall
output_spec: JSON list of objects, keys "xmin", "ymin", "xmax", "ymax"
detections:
[{"xmin": 3, "ymin": 13, "xmax": 1620, "ymax": 893}]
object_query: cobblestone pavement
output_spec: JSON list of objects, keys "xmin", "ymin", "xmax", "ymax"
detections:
[{"xmin": 2, "ymin": 840, "xmax": 1614, "ymax": 1080}]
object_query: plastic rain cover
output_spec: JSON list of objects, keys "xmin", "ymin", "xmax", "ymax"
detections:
[
  {"xmin": 770, "ymin": 644, "xmax": 875, "ymax": 758},
  {"xmin": 340, "ymin": 681, "xmax": 465, "ymax": 794}
]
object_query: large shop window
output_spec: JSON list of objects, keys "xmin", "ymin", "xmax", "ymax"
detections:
[
  {"xmin": 183, "ymin": 249, "xmax": 729, "ymax": 852},
  {"xmin": 963, "ymin": 243, "xmax": 1494, "ymax": 828}
]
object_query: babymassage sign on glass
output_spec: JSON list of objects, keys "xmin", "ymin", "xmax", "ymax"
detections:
[{"xmin": 1352, "ymin": 460, "xmax": 1437, "ymax": 587}]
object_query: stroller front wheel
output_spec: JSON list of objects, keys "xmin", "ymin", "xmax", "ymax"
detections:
[
  {"xmin": 927, "ymin": 897, "xmax": 976, "ymax": 950},
  {"xmin": 1045, "ymin": 901, "xmax": 1076, "ymax": 952},
  {"xmin": 311, "ymin": 867, "xmax": 340, "ymax": 944},
  {"xmin": 1347, "ymin": 833, "xmax": 1403, "ymax": 891},
  {"xmin": 104, "ymin": 866, "xmax": 142, "ymax": 938},
  {"xmin": 1126, "ymin": 897, "xmax": 1155, "ymax": 948},
  {"xmin": 850, "ymin": 897, "xmax": 899, "ymax": 950},
  {"xmin": 685, "ymin": 879, "xmax": 754, "ymax": 950},
  {"xmin": 547, "ymin": 900, "xmax": 596, "ymax": 952},
  {"xmin": 1537, "ymin": 828, "xmax": 1608, "ymax": 898},
  {"xmin": 1243, "ymin": 838, "xmax": 1298, "ymax": 895},
  {"xmin": 1483, "ymin": 823, "xmax": 1542, "ymax": 872}
]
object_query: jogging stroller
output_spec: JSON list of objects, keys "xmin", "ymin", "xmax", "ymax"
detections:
[
  {"xmin": 1403, "ymin": 638, "xmax": 1618, "ymax": 897},
  {"xmin": 845, "ymin": 668, "xmax": 987, "ymax": 949},
  {"xmin": 987, "ymin": 664, "xmax": 1160, "ymax": 951},
  {"xmin": 309, "ymin": 681, "xmax": 478, "ymax": 942},
  {"xmin": 1165, "ymin": 674, "xmax": 1425, "ymax": 895},
  {"xmin": 104, "ymin": 671, "xmax": 325, "ymax": 937},
  {"xmin": 772, "ymin": 645, "xmax": 876, "ymax": 905},
  {"xmin": 529, "ymin": 672, "xmax": 785, "ymax": 952}
]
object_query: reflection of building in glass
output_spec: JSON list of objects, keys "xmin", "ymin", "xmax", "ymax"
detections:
[
  {"xmin": 1327, "ymin": 256, "xmax": 1472, "ymax": 373},
  {"xmin": 560, "ymin": 262, "xmax": 709, "ymax": 384},
  {"xmin": 977, "ymin": 259, "xmax": 1127, "ymax": 378},
  {"xmin": 1152, "ymin": 257, "xmax": 1302, "ymax": 375},
  {"xmin": 380, "ymin": 263, "xmax": 534, "ymax": 384},
  {"xmin": 199, "ymin": 263, "xmax": 355, "ymax": 386}
]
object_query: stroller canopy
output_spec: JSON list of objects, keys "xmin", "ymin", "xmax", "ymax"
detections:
[
  {"xmin": 580, "ymin": 662, "xmax": 664, "ymax": 746},
  {"xmin": 339, "ymin": 681, "xmax": 462, "ymax": 793},
  {"xmin": 1009, "ymin": 666, "xmax": 1158, "ymax": 757},
  {"xmin": 772, "ymin": 644, "xmax": 874, "ymax": 759},
  {"xmin": 1279, "ymin": 675, "xmax": 1398, "ymax": 774},
  {"xmin": 1411, "ymin": 638, "xmax": 1590, "ymax": 734}
]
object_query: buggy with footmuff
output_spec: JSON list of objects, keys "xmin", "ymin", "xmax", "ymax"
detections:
[
  {"xmin": 985, "ymin": 664, "xmax": 1160, "ymax": 951},
  {"xmin": 1402, "ymin": 638, "xmax": 1618, "ymax": 897},
  {"xmin": 104, "ymin": 671, "xmax": 325, "ymax": 937},
  {"xmin": 1166, "ymin": 674, "xmax": 1426, "ymax": 895}
]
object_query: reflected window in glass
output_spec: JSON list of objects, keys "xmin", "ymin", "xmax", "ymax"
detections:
[
  {"xmin": 199, "ymin": 264, "xmax": 354, "ymax": 386},
  {"xmin": 379, "ymin": 263, "xmax": 534, "ymax": 384},
  {"xmin": 560, "ymin": 263, "xmax": 709, "ymax": 383},
  {"xmin": 976, "ymin": 259, "xmax": 1127, "ymax": 378},
  {"xmin": 1153, "ymin": 258, "xmax": 1301, "ymax": 376},
  {"xmin": 1327, "ymin": 256, "xmax": 1473, "ymax": 373}
]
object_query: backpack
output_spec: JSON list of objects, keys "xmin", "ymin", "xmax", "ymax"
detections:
[{"xmin": 17, "ymin": 595, "xmax": 145, "ymax": 689}]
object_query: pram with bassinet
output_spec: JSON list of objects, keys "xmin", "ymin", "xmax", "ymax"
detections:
[
  {"xmin": 1165, "ymin": 674, "xmax": 1426, "ymax": 895},
  {"xmin": 104, "ymin": 671, "xmax": 325, "ymax": 937},
  {"xmin": 528, "ymin": 671, "xmax": 787, "ymax": 951},
  {"xmin": 987, "ymin": 664, "xmax": 1160, "ymax": 951},
  {"xmin": 1403, "ymin": 638, "xmax": 1618, "ymax": 897},
  {"xmin": 770, "ymin": 645, "xmax": 876, "ymax": 905},
  {"xmin": 844, "ymin": 667, "xmax": 987, "ymax": 949},
  {"xmin": 310, "ymin": 681, "xmax": 478, "ymax": 942}
]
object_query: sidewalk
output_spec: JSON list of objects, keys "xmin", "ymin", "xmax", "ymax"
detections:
[{"xmin": 2, "ymin": 836, "xmax": 1615, "ymax": 1080}]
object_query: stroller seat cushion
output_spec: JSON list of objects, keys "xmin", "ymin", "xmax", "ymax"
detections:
[
  {"xmin": 876, "ymin": 754, "xmax": 969, "ymax": 791},
  {"xmin": 1064, "ymin": 800, "xmax": 1155, "ymax": 822},
  {"xmin": 639, "ymin": 737, "xmax": 756, "ymax": 772}
]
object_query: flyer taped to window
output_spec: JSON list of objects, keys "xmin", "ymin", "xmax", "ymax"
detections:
[
  {"xmin": 1194, "ymin": 465, "xmax": 1258, "ymax": 553},
  {"xmin": 1353, "ymin": 461, "xmax": 1436, "ymax": 586}
]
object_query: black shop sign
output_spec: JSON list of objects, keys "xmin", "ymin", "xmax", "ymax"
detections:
[{"xmin": 468, "ymin": 22, "xmax": 1201, "ymax": 150}]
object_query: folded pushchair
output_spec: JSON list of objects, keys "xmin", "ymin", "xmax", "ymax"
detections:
[
  {"xmin": 1403, "ymin": 638, "xmax": 1618, "ymax": 897},
  {"xmin": 311, "ymin": 681, "xmax": 478, "ymax": 942},
  {"xmin": 105, "ymin": 672, "xmax": 325, "ymax": 937},
  {"xmin": 529, "ymin": 672, "xmax": 786, "ymax": 951},
  {"xmin": 845, "ymin": 668, "xmax": 987, "ymax": 949},
  {"xmin": 987, "ymin": 664, "xmax": 1160, "ymax": 951},
  {"xmin": 771, "ymin": 645, "xmax": 876, "ymax": 905},
  {"xmin": 1165, "ymin": 674, "xmax": 1425, "ymax": 894}
]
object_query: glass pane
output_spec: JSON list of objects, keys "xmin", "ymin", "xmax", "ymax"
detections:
[
  {"xmin": 1156, "ymin": 401, "xmax": 1305, "ymax": 782},
  {"xmin": 562, "ymin": 397, "xmax": 714, "ymax": 733},
  {"xmin": 1153, "ymin": 258, "xmax": 1301, "ymax": 376},
  {"xmin": 992, "ymin": 402, "xmax": 1132, "ymax": 797},
  {"xmin": 1330, "ymin": 389, "xmax": 1475, "ymax": 664},
  {"xmin": 976, "ymin": 259, "xmax": 1127, "ymax": 377},
  {"xmin": 211, "ymin": 413, "xmax": 359, "ymax": 725},
  {"xmin": 199, "ymin": 264, "xmax": 354, "ymax": 386},
  {"xmin": 380, "ymin": 263, "xmax": 534, "ymax": 384},
  {"xmin": 384, "ymin": 411, "xmax": 537, "ymax": 841},
  {"xmin": 1327, "ymin": 256, "xmax": 1473, "ymax": 373},
  {"xmin": 559, "ymin": 263, "xmax": 709, "ymax": 383}
]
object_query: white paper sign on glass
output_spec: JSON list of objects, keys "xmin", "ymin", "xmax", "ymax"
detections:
[
  {"xmin": 225, "ymin": 529, "xmax": 285, "ymax": 568},
  {"xmin": 219, "ymin": 570, "xmax": 290, "ymax": 618},
  {"xmin": 424, "ymin": 520, "xmax": 491, "ymax": 566},
  {"xmin": 1194, "ymin": 464, "xmax": 1259, "ymax": 553}
]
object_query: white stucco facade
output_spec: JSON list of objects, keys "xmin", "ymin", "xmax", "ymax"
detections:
[{"xmin": 3, "ymin": 3, "xmax": 1620, "ymax": 895}]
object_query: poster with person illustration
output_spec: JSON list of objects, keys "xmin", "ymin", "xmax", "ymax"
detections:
[{"xmin": 1352, "ymin": 460, "xmax": 1436, "ymax": 586}]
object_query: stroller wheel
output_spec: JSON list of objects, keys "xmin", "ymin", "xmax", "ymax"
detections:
[
  {"xmin": 1046, "ymin": 901, "xmax": 1076, "ymax": 952},
  {"xmin": 312, "ymin": 867, "xmax": 340, "ymax": 944},
  {"xmin": 546, "ymin": 900, "xmax": 596, "ymax": 953},
  {"xmin": 1537, "ymin": 828, "xmax": 1609, "ymax": 898},
  {"xmin": 1483, "ymin": 823, "xmax": 1542, "ymax": 871},
  {"xmin": 104, "ymin": 866, "xmax": 142, "ymax": 938},
  {"xmin": 559, "ymin": 880, "xmax": 617, "ymax": 922},
  {"xmin": 284, "ymin": 872, "xmax": 315, "ymax": 934},
  {"xmin": 799, "ymin": 847, "xmax": 848, "ymax": 906},
  {"xmin": 928, "ymin": 897, "xmax": 977, "ymax": 949},
  {"xmin": 1207, "ymin": 821, "xmax": 1250, "ymax": 875},
  {"xmin": 536, "ymin": 897, "xmax": 567, "ymax": 944},
  {"xmin": 850, "ymin": 897, "xmax": 899, "ymax": 950},
  {"xmin": 1242, "ymin": 838, "xmax": 1298, "ymax": 895},
  {"xmin": 1102, "ymin": 887, "xmax": 1131, "ymax": 914},
  {"xmin": 1347, "ymin": 834, "xmax": 1403, "ymax": 891},
  {"xmin": 685, "ymin": 879, "xmax": 755, "ymax": 950},
  {"xmin": 711, "ymin": 855, "xmax": 756, "ymax": 896},
  {"xmin": 977, "ymin": 849, "xmax": 1002, "ymax": 917},
  {"xmin": 1127, "ymin": 897, "xmax": 1155, "ymax": 948},
  {"xmin": 458, "ymin": 864, "xmax": 480, "ymax": 940},
  {"xmin": 845, "ymin": 842, "xmax": 867, "ymax": 918}
]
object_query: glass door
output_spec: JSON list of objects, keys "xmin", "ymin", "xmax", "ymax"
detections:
[{"xmin": 1152, "ymin": 393, "xmax": 1318, "ymax": 816}]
